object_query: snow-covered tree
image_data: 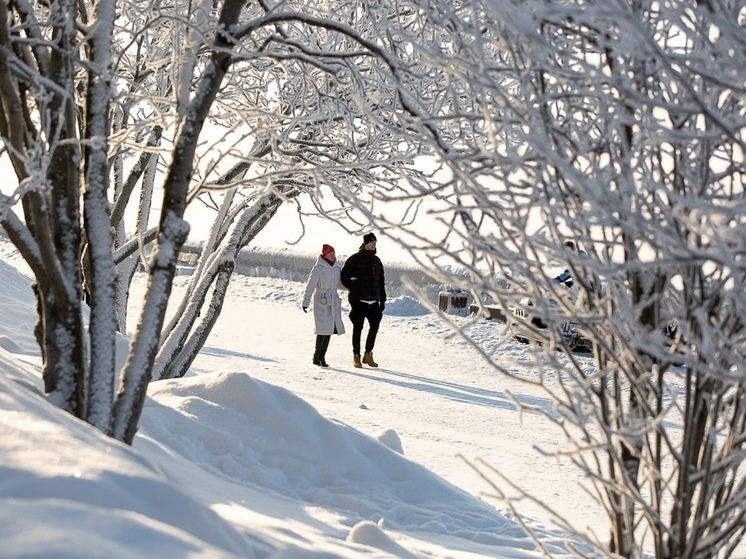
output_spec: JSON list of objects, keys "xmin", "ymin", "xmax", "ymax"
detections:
[
  {"xmin": 0, "ymin": 0, "xmax": 253, "ymax": 441},
  {"xmin": 362, "ymin": 1, "xmax": 745, "ymax": 557},
  {"xmin": 0, "ymin": 0, "xmax": 457, "ymax": 442}
]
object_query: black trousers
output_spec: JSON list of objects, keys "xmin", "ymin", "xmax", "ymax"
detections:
[{"xmin": 349, "ymin": 301, "xmax": 383, "ymax": 355}]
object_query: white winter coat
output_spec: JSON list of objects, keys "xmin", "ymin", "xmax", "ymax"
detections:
[{"xmin": 302, "ymin": 257, "xmax": 346, "ymax": 336}]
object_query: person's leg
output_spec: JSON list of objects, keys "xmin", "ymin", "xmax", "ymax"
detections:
[
  {"xmin": 364, "ymin": 304, "xmax": 383, "ymax": 354},
  {"xmin": 318, "ymin": 335, "xmax": 331, "ymax": 367},
  {"xmin": 313, "ymin": 335, "xmax": 325, "ymax": 365},
  {"xmin": 362, "ymin": 304, "xmax": 383, "ymax": 367},
  {"xmin": 348, "ymin": 302, "xmax": 365, "ymax": 366}
]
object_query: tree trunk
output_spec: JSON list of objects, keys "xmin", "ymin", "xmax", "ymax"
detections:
[
  {"xmin": 83, "ymin": 0, "xmax": 117, "ymax": 433},
  {"xmin": 111, "ymin": 0, "xmax": 246, "ymax": 444}
]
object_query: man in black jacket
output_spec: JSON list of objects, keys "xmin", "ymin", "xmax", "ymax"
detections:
[{"xmin": 341, "ymin": 232, "xmax": 386, "ymax": 368}]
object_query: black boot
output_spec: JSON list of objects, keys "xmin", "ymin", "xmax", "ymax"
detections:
[
  {"xmin": 313, "ymin": 335, "xmax": 324, "ymax": 366},
  {"xmin": 318, "ymin": 335, "xmax": 331, "ymax": 367}
]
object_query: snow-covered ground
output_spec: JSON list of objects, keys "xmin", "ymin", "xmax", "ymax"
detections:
[{"xmin": 0, "ymin": 239, "xmax": 609, "ymax": 558}]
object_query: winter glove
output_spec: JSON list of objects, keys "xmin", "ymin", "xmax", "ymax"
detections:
[
  {"xmin": 380, "ymin": 301, "xmax": 385, "ymax": 312},
  {"xmin": 302, "ymin": 306, "xmax": 308, "ymax": 313}
]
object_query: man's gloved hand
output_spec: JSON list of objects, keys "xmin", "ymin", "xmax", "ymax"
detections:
[
  {"xmin": 380, "ymin": 302, "xmax": 385, "ymax": 312},
  {"xmin": 302, "ymin": 306, "xmax": 308, "ymax": 313}
]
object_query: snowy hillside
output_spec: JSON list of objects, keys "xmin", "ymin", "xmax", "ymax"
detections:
[{"xmin": 0, "ymin": 239, "xmax": 604, "ymax": 558}]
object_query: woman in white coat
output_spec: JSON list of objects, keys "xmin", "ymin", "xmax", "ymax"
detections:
[{"xmin": 302, "ymin": 244, "xmax": 346, "ymax": 367}]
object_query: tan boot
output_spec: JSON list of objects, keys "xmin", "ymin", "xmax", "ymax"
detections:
[
  {"xmin": 353, "ymin": 354, "xmax": 362, "ymax": 368},
  {"xmin": 362, "ymin": 352, "xmax": 378, "ymax": 367}
]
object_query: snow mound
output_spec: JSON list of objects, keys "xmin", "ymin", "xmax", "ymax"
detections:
[
  {"xmin": 376, "ymin": 429, "xmax": 404, "ymax": 455},
  {"xmin": 143, "ymin": 371, "xmax": 511, "ymax": 535},
  {"xmin": 384, "ymin": 295, "xmax": 431, "ymax": 317},
  {"xmin": 347, "ymin": 520, "xmax": 419, "ymax": 558}
]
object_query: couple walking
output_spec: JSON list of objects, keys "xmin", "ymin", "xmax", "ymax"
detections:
[{"xmin": 302, "ymin": 232, "xmax": 386, "ymax": 369}]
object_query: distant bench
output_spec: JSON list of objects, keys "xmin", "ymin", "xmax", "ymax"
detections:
[
  {"xmin": 469, "ymin": 304, "xmax": 507, "ymax": 321},
  {"xmin": 177, "ymin": 251, "xmax": 200, "ymax": 266}
]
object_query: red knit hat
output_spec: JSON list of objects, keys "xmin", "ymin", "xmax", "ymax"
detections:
[{"xmin": 322, "ymin": 244, "xmax": 335, "ymax": 256}]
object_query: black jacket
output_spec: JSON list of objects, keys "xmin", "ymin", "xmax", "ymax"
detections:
[{"xmin": 341, "ymin": 248, "xmax": 386, "ymax": 304}]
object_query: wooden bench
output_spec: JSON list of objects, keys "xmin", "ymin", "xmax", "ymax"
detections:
[{"xmin": 469, "ymin": 304, "xmax": 507, "ymax": 322}]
